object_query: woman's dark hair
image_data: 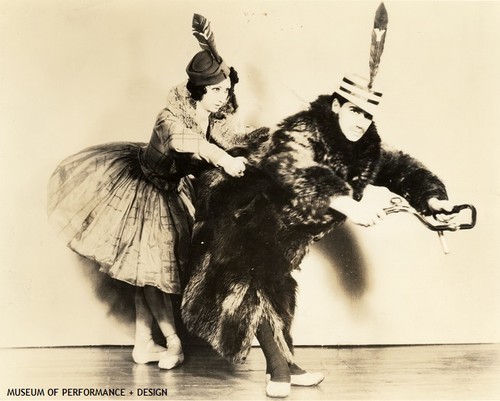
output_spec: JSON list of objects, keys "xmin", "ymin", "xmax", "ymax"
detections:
[{"xmin": 186, "ymin": 67, "xmax": 240, "ymax": 111}]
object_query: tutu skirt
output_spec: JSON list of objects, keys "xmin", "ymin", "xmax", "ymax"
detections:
[{"xmin": 48, "ymin": 142, "xmax": 194, "ymax": 295}]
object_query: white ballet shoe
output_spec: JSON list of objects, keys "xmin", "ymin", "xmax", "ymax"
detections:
[
  {"xmin": 132, "ymin": 339, "xmax": 168, "ymax": 364},
  {"xmin": 158, "ymin": 352, "xmax": 184, "ymax": 370},
  {"xmin": 265, "ymin": 374, "xmax": 291, "ymax": 398},
  {"xmin": 290, "ymin": 371, "xmax": 325, "ymax": 386},
  {"xmin": 158, "ymin": 334, "xmax": 184, "ymax": 370}
]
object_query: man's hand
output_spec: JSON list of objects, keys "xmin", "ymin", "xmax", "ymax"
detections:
[
  {"xmin": 428, "ymin": 197, "xmax": 456, "ymax": 223},
  {"xmin": 329, "ymin": 196, "xmax": 387, "ymax": 227}
]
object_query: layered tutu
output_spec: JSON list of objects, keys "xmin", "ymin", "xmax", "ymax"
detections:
[{"xmin": 48, "ymin": 142, "xmax": 193, "ymax": 294}]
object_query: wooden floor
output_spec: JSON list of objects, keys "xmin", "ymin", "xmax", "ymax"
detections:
[{"xmin": 1, "ymin": 344, "xmax": 499, "ymax": 400}]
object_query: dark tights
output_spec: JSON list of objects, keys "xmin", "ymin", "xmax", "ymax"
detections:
[{"xmin": 256, "ymin": 319, "xmax": 291, "ymax": 383}]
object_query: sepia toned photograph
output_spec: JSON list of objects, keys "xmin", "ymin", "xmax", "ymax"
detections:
[{"xmin": 1, "ymin": 1, "xmax": 499, "ymax": 400}]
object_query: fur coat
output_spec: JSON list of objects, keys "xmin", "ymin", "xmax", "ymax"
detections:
[{"xmin": 181, "ymin": 94, "xmax": 448, "ymax": 363}]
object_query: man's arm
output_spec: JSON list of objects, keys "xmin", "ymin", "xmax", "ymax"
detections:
[
  {"xmin": 258, "ymin": 128, "xmax": 353, "ymax": 224},
  {"xmin": 372, "ymin": 145, "xmax": 449, "ymax": 215}
]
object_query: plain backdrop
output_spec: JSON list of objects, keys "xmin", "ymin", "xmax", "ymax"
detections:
[{"xmin": 0, "ymin": 0, "xmax": 499, "ymax": 347}]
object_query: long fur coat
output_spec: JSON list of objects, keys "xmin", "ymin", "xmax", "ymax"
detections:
[{"xmin": 181, "ymin": 94, "xmax": 448, "ymax": 364}]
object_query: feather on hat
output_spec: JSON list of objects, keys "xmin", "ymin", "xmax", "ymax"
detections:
[
  {"xmin": 186, "ymin": 14, "xmax": 230, "ymax": 86},
  {"xmin": 337, "ymin": 3, "xmax": 388, "ymax": 116}
]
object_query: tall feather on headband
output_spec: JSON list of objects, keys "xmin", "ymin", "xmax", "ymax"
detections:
[
  {"xmin": 368, "ymin": 3, "xmax": 389, "ymax": 89},
  {"xmin": 192, "ymin": 13, "xmax": 222, "ymax": 63}
]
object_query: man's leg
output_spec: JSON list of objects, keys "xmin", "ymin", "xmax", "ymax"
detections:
[{"xmin": 256, "ymin": 319, "xmax": 291, "ymax": 398}]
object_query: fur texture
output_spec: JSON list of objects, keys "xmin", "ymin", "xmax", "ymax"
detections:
[{"xmin": 181, "ymin": 94, "xmax": 448, "ymax": 363}]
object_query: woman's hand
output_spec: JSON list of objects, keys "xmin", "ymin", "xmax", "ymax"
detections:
[
  {"xmin": 329, "ymin": 196, "xmax": 387, "ymax": 227},
  {"xmin": 218, "ymin": 154, "xmax": 248, "ymax": 177}
]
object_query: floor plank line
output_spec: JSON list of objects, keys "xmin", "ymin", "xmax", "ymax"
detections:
[{"xmin": 1, "ymin": 344, "xmax": 499, "ymax": 400}]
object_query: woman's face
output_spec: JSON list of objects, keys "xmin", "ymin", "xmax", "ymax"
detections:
[
  {"xmin": 332, "ymin": 99, "xmax": 373, "ymax": 142},
  {"xmin": 198, "ymin": 78, "xmax": 231, "ymax": 113}
]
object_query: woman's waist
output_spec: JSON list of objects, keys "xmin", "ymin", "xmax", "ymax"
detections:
[
  {"xmin": 141, "ymin": 144, "xmax": 176, "ymax": 175},
  {"xmin": 138, "ymin": 146, "xmax": 185, "ymax": 191}
]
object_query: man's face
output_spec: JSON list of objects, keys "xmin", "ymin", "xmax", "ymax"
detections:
[
  {"xmin": 199, "ymin": 78, "xmax": 231, "ymax": 113},
  {"xmin": 332, "ymin": 99, "xmax": 373, "ymax": 142}
]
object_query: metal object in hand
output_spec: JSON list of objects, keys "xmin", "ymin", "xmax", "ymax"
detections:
[
  {"xmin": 383, "ymin": 197, "xmax": 477, "ymax": 232},
  {"xmin": 383, "ymin": 197, "xmax": 477, "ymax": 255}
]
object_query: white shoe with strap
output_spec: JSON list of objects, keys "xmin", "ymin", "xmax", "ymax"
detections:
[
  {"xmin": 265, "ymin": 375, "xmax": 291, "ymax": 398},
  {"xmin": 158, "ymin": 334, "xmax": 184, "ymax": 370},
  {"xmin": 132, "ymin": 339, "xmax": 168, "ymax": 364},
  {"xmin": 291, "ymin": 371, "xmax": 325, "ymax": 386}
]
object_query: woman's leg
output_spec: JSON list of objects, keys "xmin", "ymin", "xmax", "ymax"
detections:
[
  {"xmin": 256, "ymin": 319, "xmax": 291, "ymax": 398},
  {"xmin": 143, "ymin": 285, "xmax": 184, "ymax": 369},
  {"xmin": 132, "ymin": 287, "xmax": 168, "ymax": 364}
]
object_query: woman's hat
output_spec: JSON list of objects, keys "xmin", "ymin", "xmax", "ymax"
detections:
[
  {"xmin": 186, "ymin": 50, "xmax": 230, "ymax": 86},
  {"xmin": 186, "ymin": 14, "xmax": 230, "ymax": 86}
]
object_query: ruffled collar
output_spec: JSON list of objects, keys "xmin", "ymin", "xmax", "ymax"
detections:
[
  {"xmin": 164, "ymin": 81, "xmax": 246, "ymax": 149},
  {"xmin": 165, "ymin": 81, "xmax": 236, "ymax": 124}
]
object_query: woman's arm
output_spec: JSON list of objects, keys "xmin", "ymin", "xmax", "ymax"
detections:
[{"xmin": 156, "ymin": 109, "xmax": 247, "ymax": 176}]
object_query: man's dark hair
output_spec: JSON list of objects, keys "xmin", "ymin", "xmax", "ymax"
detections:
[
  {"xmin": 331, "ymin": 92, "xmax": 349, "ymax": 106},
  {"xmin": 331, "ymin": 92, "xmax": 373, "ymax": 119}
]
